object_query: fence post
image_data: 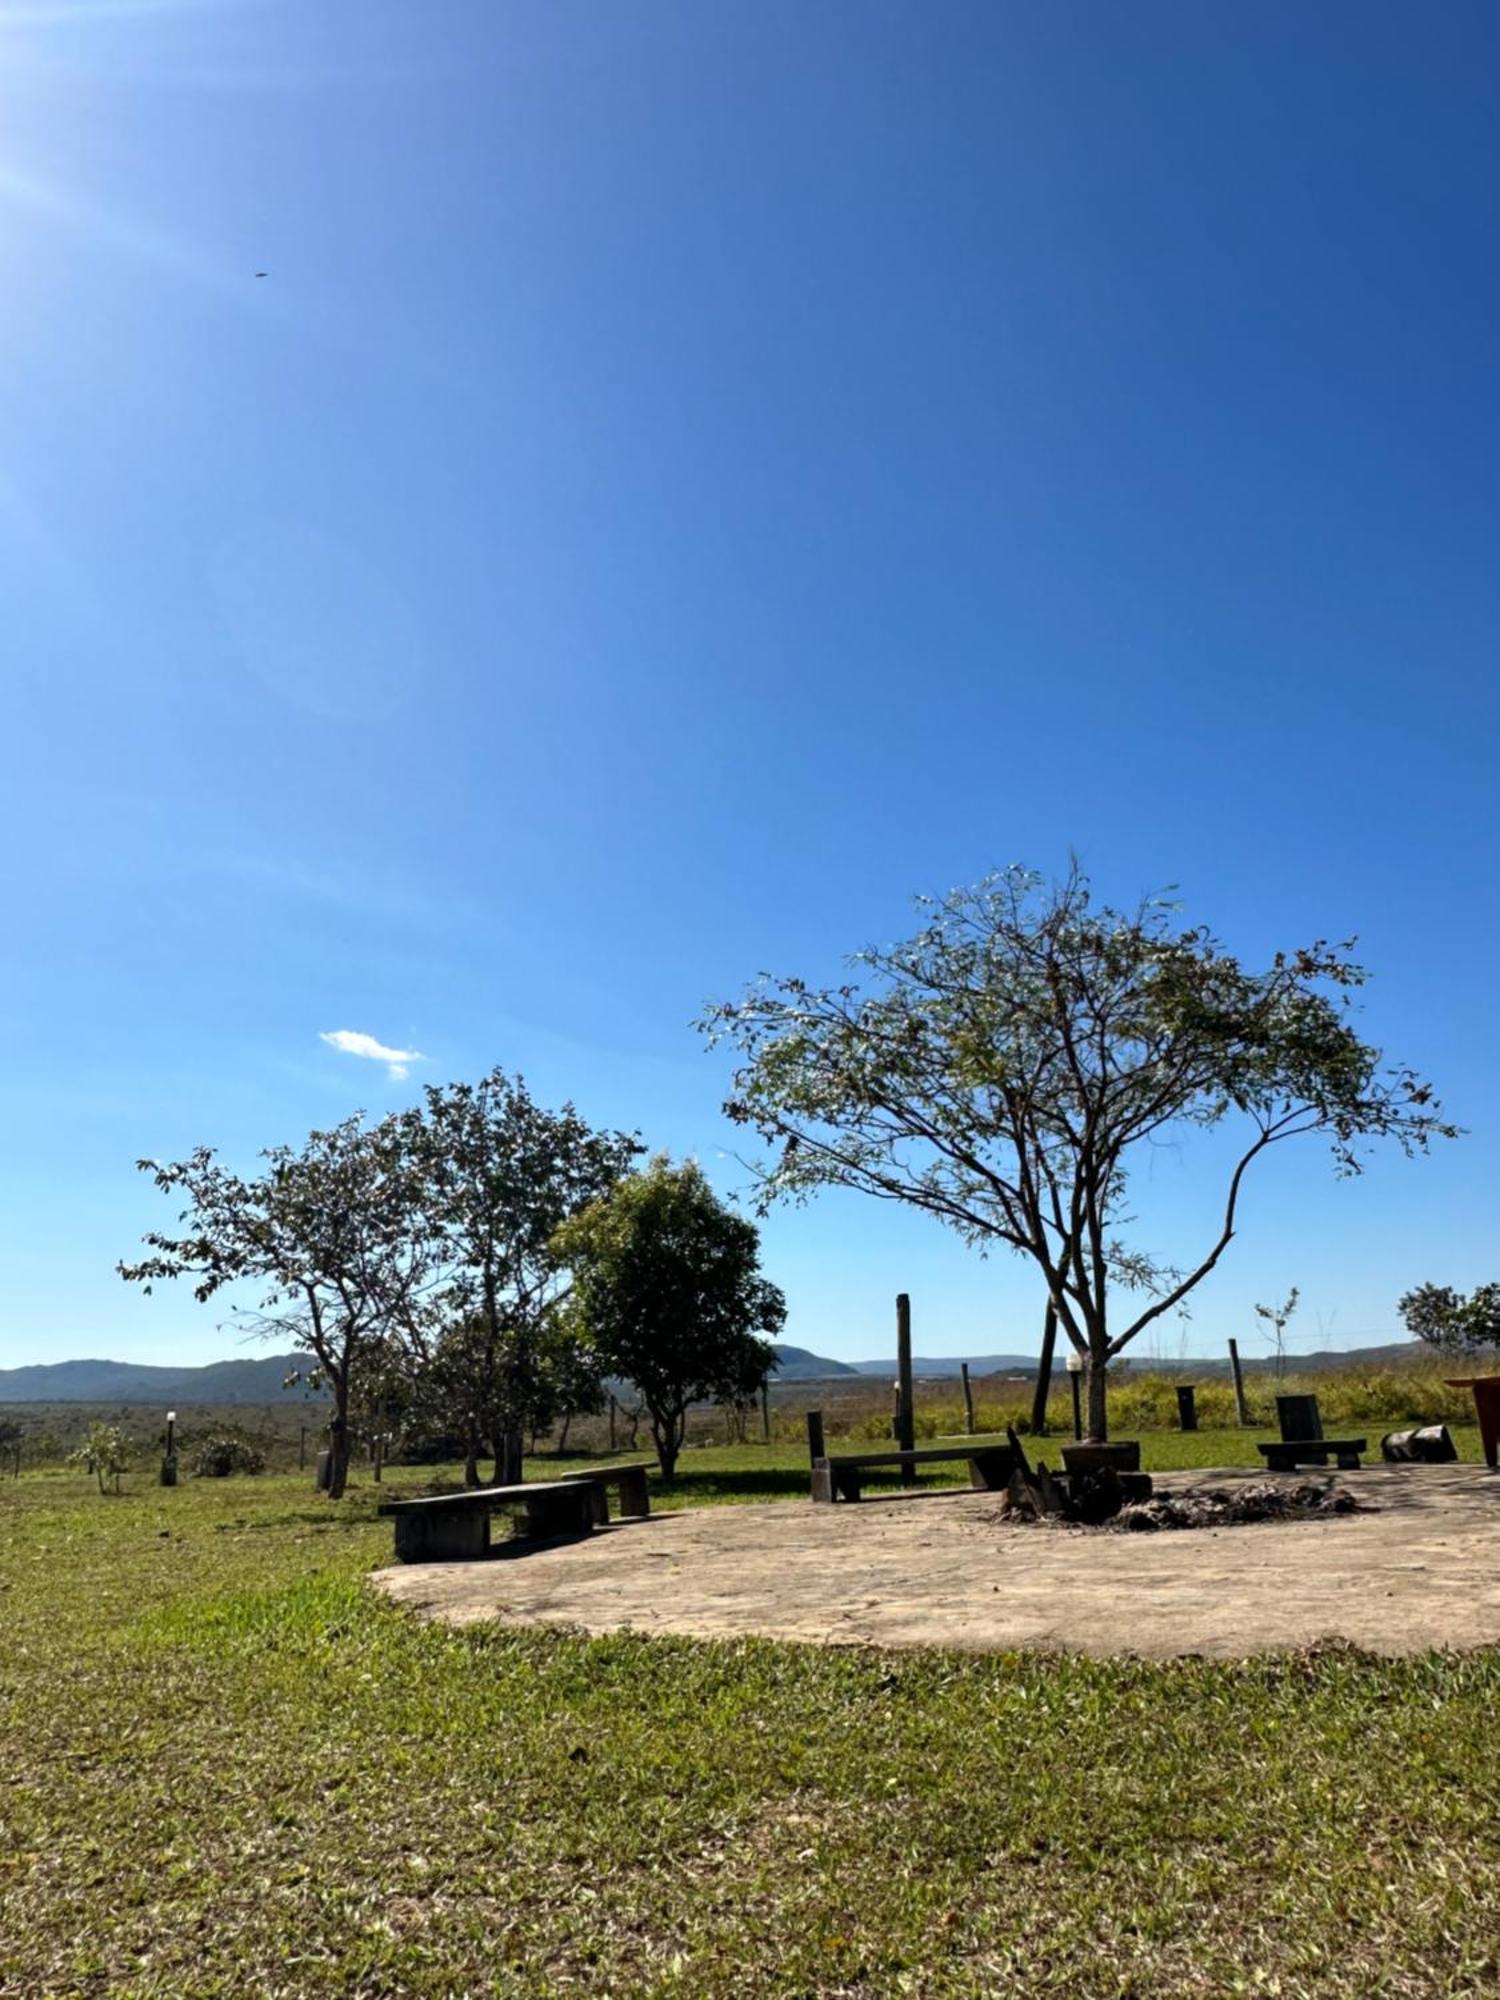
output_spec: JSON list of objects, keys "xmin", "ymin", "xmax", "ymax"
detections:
[
  {"xmin": 1228, "ymin": 1339, "xmax": 1251, "ymax": 1427},
  {"xmin": 960, "ymin": 1362, "xmax": 976, "ymax": 1435},
  {"xmin": 896, "ymin": 1293, "xmax": 916, "ymax": 1483},
  {"xmin": 1175, "ymin": 1384, "xmax": 1198, "ymax": 1432},
  {"xmin": 761, "ymin": 1379, "xmax": 771, "ymax": 1444}
]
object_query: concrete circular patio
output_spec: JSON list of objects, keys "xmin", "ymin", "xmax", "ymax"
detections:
[{"xmin": 373, "ymin": 1462, "xmax": 1500, "ymax": 1660}]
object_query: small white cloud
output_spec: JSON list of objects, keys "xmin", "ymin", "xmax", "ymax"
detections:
[{"xmin": 319, "ymin": 1028, "xmax": 424, "ymax": 1081}]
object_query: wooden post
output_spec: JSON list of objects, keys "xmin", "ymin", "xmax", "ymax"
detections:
[
  {"xmin": 896, "ymin": 1293, "xmax": 915, "ymax": 1484},
  {"xmin": 761, "ymin": 1379, "xmax": 771, "ymax": 1444},
  {"xmin": 298, "ymin": 1426, "xmax": 307, "ymax": 1470},
  {"xmin": 960, "ymin": 1362, "xmax": 976, "ymax": 1436},
  {"xmin": 609, "ymin": 1395, "xmax": 618, "ymax": 1453},
  {"xmin": 1228, "ymin": 1338, "xmax": 1251, "ymax": 1427},
  {"xmin": 373, "ymin": 1433, "xmax": 385, "ymax": 1482},
  {"xmin": 806, "ymin": 1408, "xmax": 826, "ymax": 1464},
  {"xmin": 1175, "ymin": 1384, "xmax": 1198, "ymax": 1432},
  {"xmin": 1030, "ymin": 1301, "xmax": 1059, "ymax": 1436}
]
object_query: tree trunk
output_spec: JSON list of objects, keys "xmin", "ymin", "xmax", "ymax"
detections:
[
  {"xmin": 1085, "ymin": 1354, "xmax": 1109, "ymax": 1442},
  {"xmin": 652, "ymin": 1410, "xmax": 682, "ymax": 1481},
  {"xmin": 326, "ymin": 1411, "xmax": 350, "ymax": 1499},
  {"xmin": 493, "ymin": 1429, "xmax": 524, "ymax": 1487},
  {"xmin": 556, "ymin": 1410, "xmax": 572, "ymax": 1454}
]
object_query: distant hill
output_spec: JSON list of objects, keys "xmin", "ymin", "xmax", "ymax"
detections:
[
  {"xmin": 0, "ymin": 1354, "xmax": 327, "ymax": 1405},
  {"xmin": 0, "ymin": 1338, "xmax": 1432, "ymax": 1405},
  {"xmin": 849, "ymin": 1354, "xmax": 1039, "ymax": 1379},
  {"xmin": 770, "ymin": 1344, "xmax": 861, "ymax": 1380}
]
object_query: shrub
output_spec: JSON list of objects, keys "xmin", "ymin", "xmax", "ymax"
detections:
[
  {"xmin": 188, "ymin": 1429, "xmax": 266, "ymax": 1479},
  {"xmin": 69, "ymin": 1422, "xmax": 130, "ymax": 1494}
]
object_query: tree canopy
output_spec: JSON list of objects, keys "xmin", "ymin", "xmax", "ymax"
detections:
[
  {"xmin": 1399, "ymin": 1282, "xmax": 1500, "ymax": 1355},
  {"xmin": 553, "ymin": 1154, "xmax": 785, "ymax": 1478},
  {"xmin": 701, "ymin": 864, "xmax": 1455, "ymax": 1437}
]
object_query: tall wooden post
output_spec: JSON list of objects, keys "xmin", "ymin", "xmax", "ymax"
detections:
[
  {"xmin": 806, "ymin": 1408, "xmax": 826, "ymax": 1464},
  {"xmin": 609, "ymin": 1395, "xmax": 618, "ymax": 1453},
  {"xmin": 1228, "ymin": 1339, "xmax": 1251, "ymax": 1427},
  {"xmin": 960, "ymin": 1362, "xmax": 976, "ymax": 1436},
  {"xmin": 1030, "ymin": 1301, "xmax": 1059, "ymax": 1435},
  {"xmin": 761, "ymin": 1379, "xmax": 771, "ymax": 1444},
  {"xmin": 896, "ymin": 1293, "xmax": 916, "ymax": 1483}
]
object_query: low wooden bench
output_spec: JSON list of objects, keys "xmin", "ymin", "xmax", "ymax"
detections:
[
  {"xmin": 558, "ymin": 1463, "xmax": 653, "ymax": 1523},
  {"xmin": 811, "ymin": 1443, "xmax": 1016, "ymax": 1503},
  {"xmin": 1256, "ymin": 1391, "xmax": 1365, "ymax": 1473},
  {"xmin": 1257, "ymin": 1438, "xmax": 1366, "ymax": 1472},
  {"xmin": 380, "ymin": 1480, "xmax": 595, "ymax": 1562}
]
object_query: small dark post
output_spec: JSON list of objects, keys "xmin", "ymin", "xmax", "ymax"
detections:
[
  {"xmin": 1175, "ymin": 1384, "xmax": 1198, "ymax": 1432},
  {"xmin": 760, "ymin": 1379, "xmax": 771, "ymax": 1444},
  {"xmin": 1228, "ymin": 1339, "xmax": 1251, "ymax": 1427},
  {"xmin": 1030, "ymin": 1301, "xmax": 1059, "ymax": 1435},
  {"xmin": 298, "ymin": 1425, "xmax": 307, "ymax": 1470},
  {"xmin": 160, "ymin": 1410, "xmax": 178, "ymax": 1488},
  {"xmin": 609, "ymin": 1396, "xmax": 618, "ymax": 1453},
  {"xmin": 1068, "ymin": 1358, "xmax": 1083, "ymax": 1442},
  {"xmin": 806, "ymin": 1408, "xmax": 826, "ymax": 1465},
  {"xmin": 373, "ymin": 1433, "xmax": 385, "ymax": 1483},
  {"xmin": 960, "ymin": 1362, "xmax": 976, "ymax": 1436},
  {"xmin": 896, "ymin": 1293, "xmax": 916, "ymax": 1484}
]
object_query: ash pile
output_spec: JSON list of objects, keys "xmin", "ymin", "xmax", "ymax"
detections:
[{"xmin": 997, "ymin": 1430, "xmax": 1365, "ymax": 1532}]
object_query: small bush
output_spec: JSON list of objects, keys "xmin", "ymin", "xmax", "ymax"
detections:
[{"xmin": 188, "ymin": 1429, "xmax": 267, "ymax": 1479}]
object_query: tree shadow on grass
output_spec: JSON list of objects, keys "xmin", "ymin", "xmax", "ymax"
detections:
[{"xmin": 654, "ymin": 1466, "xmax": 813, "ymax": 1502}]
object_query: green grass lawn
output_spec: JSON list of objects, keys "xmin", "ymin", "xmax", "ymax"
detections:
[{"xmin": 2, "ymin": 1455, "xmax": 1498, "ymax": 1998}]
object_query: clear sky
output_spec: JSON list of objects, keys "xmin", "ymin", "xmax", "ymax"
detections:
[{"xmin": 2, "ymin": 0, "xmax": 1496, "ymax": 1371}]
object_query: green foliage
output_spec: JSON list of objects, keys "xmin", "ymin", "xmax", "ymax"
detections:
[
  {"xmin": 187, "ymin": 1427, "xmax": 267, "ymax": 1478},
  {"xmin": 394, "ymin": 1068, "xmax": 640, "ymax": 1479},
  {"xmin": 1, "ymin": 1464, "xmax": 1498, "ymax": 1995},
  {"xmin": 1399, "ymin": 1280, "xmax": 1500, "ymax": 1354},
  {"xmin": 68, "ymin": 1420, "xmax": 131, "ymax": 1494},
  {"xmin": 120, "ymin": 1115, "xmax": 433, "ymax": 1497},
  {"xmin": 554, "ymin": 1154, "xmax": 786, "ymax": 1477},
  {"xmin": 703, "ymin": 865, "xmax": 1455, "ymax": 1442}
]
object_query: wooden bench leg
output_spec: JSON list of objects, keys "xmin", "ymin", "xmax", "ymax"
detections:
[
  {"xmin": 393, "ymin": 1509, "xmax": 489, "ymax": 1563},
  {"xmin": 616, "ymin": 1467, "xmax": 650, "ymax": 1517},
  {"xmin": 832, "ymin": 1465, "xmax": 862, "ymax": 1503},
  {"xmin": 520, "ymin": 1487, "xmax": 595, "ymax": 1539},
  {"xmin": 1334, "ymin": 1450, "xmax": 1362, "ymax": 1470},
  {"xmin": 969, "ymin": 1450, "xmax": 1013, "ymax": 1491},
  {"xmin": 810, "ymin": 1461, "xmax": 834, "ymax": 1503}
]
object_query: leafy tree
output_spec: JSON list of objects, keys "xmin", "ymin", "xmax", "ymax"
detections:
[
  {"xmin": 553, "ymin": 1154, "xmax": 785, "ymax": 1478},
  {"xmin": 1254, "ymin": 1286, "xmax": 1300, "ymax": 1381},
  {"xmin": 120, "ymin": 1115, "xmax": 432, "ymax": 1498},
  {"xmin": 701, "ymin": 865, "xmax": 1454, "ymax": 1440},
  {"xmin": 396, "ymin": 1070, "xmax": 640, "ymax": 1483},
  {"xmin": 1399, "ymin": 1282, "xmax": 1500, "ymax": 1355},
  {"xmin": 71, "ymin": 1421, "xmax": 130, "ymax": 1495}
]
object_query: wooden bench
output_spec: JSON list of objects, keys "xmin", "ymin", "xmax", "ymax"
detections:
[
  {"xmin": 558, "ymin": 1463, "xmax": 653, "ymax": 1523},
  {"xmin": 810, "ymin": 1443, "xmax": 1016, "ymax": 1503},
  {"xmin": 1257, "ymin": 1438, "xmax": 1366, "ymax": 1471},
  {"xmin": 379, "ymin": 1480, "xmax": 595, "ymax": 1562},
  {"xmin": 1255, "ymin": 1392, "xmax": 1364, "ymax": 1472}
]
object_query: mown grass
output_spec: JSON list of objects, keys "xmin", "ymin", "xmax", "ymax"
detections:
[{"xmin": 2, "ymin": 1460, "xmax": 1498, "ymax": 1998}]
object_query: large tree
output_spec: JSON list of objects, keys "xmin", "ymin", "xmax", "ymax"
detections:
[
  {"xmin": 120, "ymin": 1115, "xmax": 430, "ymax": 1497},
  {"xmin": 701, "ymin": 866, "xmax": 1454, "ymax": 1439},
  {"xmin": 553, "ymin": 1154, "xmax": 785, "ymax": 1478},
  {"xmin": 397, "ymin": 1069, "xmax": 640, "ymax": 1484},
  {"xmin": 1399, "ymin": 1282, "xmax": 1500, "ymax": 1356}
]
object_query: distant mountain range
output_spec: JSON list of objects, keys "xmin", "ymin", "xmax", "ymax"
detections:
[
  {"xmin": 0, "ymin": 1338, "xmax": 1428, "ymax": 1403},
  {"xmin": 0, "ymin": 1354, "xmax": 328, "ymax": 1405}
]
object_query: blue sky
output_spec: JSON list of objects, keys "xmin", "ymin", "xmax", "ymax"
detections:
[{"xmin": 2, "ymin": 0, "xmax": 1496, "ymax": 1371}]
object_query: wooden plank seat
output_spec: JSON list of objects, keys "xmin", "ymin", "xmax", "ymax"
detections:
[
  {"xmin": 558, "ymin": 1463, "xmax": 653, "ymax": 1523},
  {"xmin": 1257, "ymin": 1439, "xmax": 1366, "ymax": 1472},
  {"xmin": 811, "ymin": 1443, "xmax": 1016, "ymax": 1504},
  {"xmin": 379, "ymin": 1480, "xmax": 595, "ymax": 1563},
  {"xmin": 1257, "ymin": 1392, "xmax": 1364, "ymax": 1472}
]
